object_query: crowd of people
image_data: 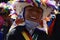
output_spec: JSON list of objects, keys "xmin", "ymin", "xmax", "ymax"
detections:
[{"xmin": 0, "ymin": 0, "xmax": 60, "ymax": 40}]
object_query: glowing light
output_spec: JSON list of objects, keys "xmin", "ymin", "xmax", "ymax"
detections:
[
  {"xmin": 54, "ymin": 10, "xmax": 58, "ymax": 14},
  {"xmin": 40, "ymin": 0, "xmax": 48, "ymax": 7},
  {"xmin": 41, "ymin": 0, "xmax": 47, "ymax": 3},
  {"xmin": 57, "ymin": 3, "xmax": 60, "ymax": 6},
  {"xmin": 11, "ymin": 14, "xmax": 17, "ymax": 19},
  {"xmin": 47, "ymin": 0, "xmax": 56, "ymax": 6},
  {"xmin": 0, "ymin": 3, "xmax": 3, "ymax": 7},
  {"xmin": 0, "ymin": 2, "xmax": 7, "ymax": 8}
]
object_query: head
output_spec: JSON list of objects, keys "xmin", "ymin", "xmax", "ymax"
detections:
[
  {"xmin": 22, "ymin": 5, "xmax": 43, "ymax": 29},
  {"xmin": 1, "ymin": 9, "xmax": 12, "ymax": 27},
  {"xmin": 24, "ymin": 5, "xmax": 43, "ymax": 23}
]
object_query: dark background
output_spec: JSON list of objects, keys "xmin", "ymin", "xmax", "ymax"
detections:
[{"xmin": 0, "ymin": 0, "xmax": 10, "ymax": 3}]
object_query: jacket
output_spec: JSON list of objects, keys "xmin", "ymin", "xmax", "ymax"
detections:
[{"xmin": 6, "ymin": 25, "xmax": 32, "ymax": 40}]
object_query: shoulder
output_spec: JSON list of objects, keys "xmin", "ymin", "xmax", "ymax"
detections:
[{"xmin": 34, "ymin": 28, "xmax": 48, "ymax": 36}]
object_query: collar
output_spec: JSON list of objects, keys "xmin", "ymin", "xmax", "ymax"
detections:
[{"xmin": 17, "ymin": 22, "xmax": 25, "ymax": 26}]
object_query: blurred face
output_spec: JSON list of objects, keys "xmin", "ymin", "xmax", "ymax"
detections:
[
  {"xmin": 24, "ymin": 6, "xmax": 43, "ymax": 33},
  {"xmin": 25, "ymin": 7, "xmax": 43, "ymax": 23}
]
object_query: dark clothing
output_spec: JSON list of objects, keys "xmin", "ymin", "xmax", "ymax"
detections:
[
  {"xmin": 0, "ymin": 32, "xmax": 3, "ymax": 40},
  {"xmin": 50, "ymin": 14, "xmax": 60, "ymax": 40},
  {"xmin": 1, "ymin": 25, "xmax": 10, "ymax": 40},
  {"xmin": 48, "ymin": 18, "xmax": 56, "ymax": 36},
  {"xmin": 6, "ymin": 25, "xmax": 32, "ymax": 40},
  {"xmin": 2, "ymin": 25, "xmax": 10, "ymax": 35},
  {"xmin": 32, "ymin": 28, "xmax": 48, "ymax": 40}
]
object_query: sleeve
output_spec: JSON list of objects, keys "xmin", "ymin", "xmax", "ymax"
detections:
[
  {"xmin": 6, "ymin": 28, "xmax": 16, "ymax": 40},
  {"xmin": 6, "ymin": 28, "xmax": 25, "ymax": 40}
]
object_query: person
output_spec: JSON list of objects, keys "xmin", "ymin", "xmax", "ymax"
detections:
[
  {"xmin": 0, "ymin": 8, "xmax": 12, "ymax": 40},
  {"xmin": 50, "ymin": 7, "xmax": 60, "ymax": 40},
  {"xmin": 49, "ymin": 14, "xmax": 60, "ymax": 40},
  {"xmin": 6, "ymin": 5, "xmax": 48, "ymax": 40},
  {"xmin": 24, "ymin": 5, "xmax": 48, "ymax": 40},
  {"xmin": 0, "ymin": 16, "xmax": 4, "ymax": 40},
  {"xmin": 6, "ymin": 5, "xmax": 33, "ymax": 40}
]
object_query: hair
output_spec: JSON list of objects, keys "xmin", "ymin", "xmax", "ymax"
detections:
[
  {"xmin": 23, "ymin": 5, "xmax": 43, "ymax": 20},
  {"xmin": 0, "ymin": 8, "xmax": 10, "ymax": 17}
]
